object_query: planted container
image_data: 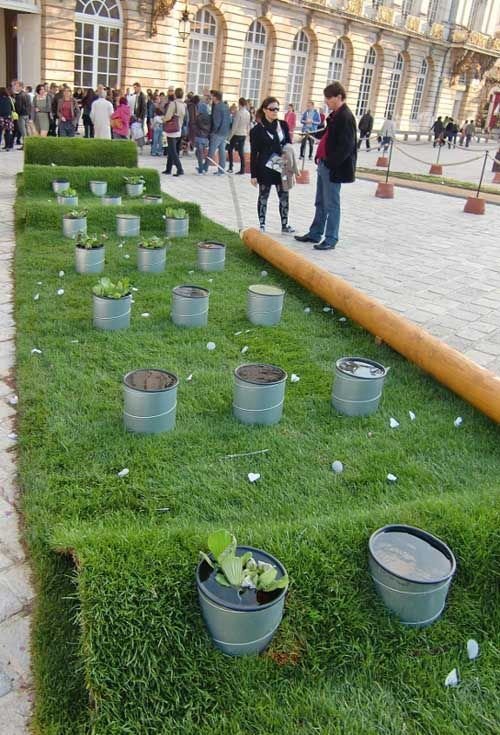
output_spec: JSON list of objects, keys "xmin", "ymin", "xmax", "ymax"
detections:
[
  {"xmin": 57, "ymin": 194, "xmax": 78, "ymax": 206},
  {"xmin": 123, "ymin": 368, "xmax": 178, "ymax": 434},
  {"xmin": 52, "ymin": 179, "xmax": 70, "ymax": 194},
  {"xmin": 143, "ymin": 195, "xmax": 162, "ymax": 205},
  {"xmin": 198, "ymin": 241, "xmax": 226, "ymax": 272},
  {"xmin": 102, "ymin": 194, "xmax": 122, "ymax": 206},
  {"xmin": 171, "ymin": 285, "xmax": 209, "ymax": 328},
  {"xmin": 165, "ymin": 216, "xmax": 189, "ymax": 238},
  {"xmin": 125, "ymin": 182, "xmax": 144, "ymax": 197},
  {"xmin": 89, "ymin": 180, "xmax": 107, "ymax": 196},
  {"xmin": 75, "ymin": 244, "xmax": 105, "ymax": 274},
  {"xmin": 116, "ymin": 213, "xmax": 140, "ymax": 238},
  {"xmin": 233, "ymin": 363, "xmax": 287, "ymax": 426},
  {"xmin": 197, "ymin": 545, "xmax": 288, "ymax": 656},
  {"xmin": 247, "ymin": 284, "xmax": 285, "ymax": 326},
  {"xmin": 368, "ymin": 525, "xmax": 456, "ymax": 628},
  {"xmin": 93, "ymin": 292, "xmax": 131, "ymax": 331},
  {"xmin": 62, "ymin": 214, "xmax": 87, "ymax": 239},
  {"xmin": 137, "ymin": 243, "xmax": 167, "ymax": 273},
  {"xmin": 331, "ymin": 357, "xmax": 388, "ymax": 417}
]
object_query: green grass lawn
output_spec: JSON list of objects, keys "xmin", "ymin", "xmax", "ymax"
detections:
[
  {"xmin": 15, "ymin": 166, "xmax": 500, "ymax": 735},
  {"xmin": 357, "ymin": 167, "xmax": 500, "ymax": 195}
]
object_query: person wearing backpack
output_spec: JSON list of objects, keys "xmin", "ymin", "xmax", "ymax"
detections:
[{"xmin": 162, "ymin": 87, "xmax": 186, "ymax": 176}]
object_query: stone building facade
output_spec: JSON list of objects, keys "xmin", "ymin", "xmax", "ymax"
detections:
[{"xmin": 1, "ymin": 0, "xmax": 499, "ymax": 130}]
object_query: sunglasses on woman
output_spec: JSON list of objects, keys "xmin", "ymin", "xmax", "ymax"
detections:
[{"xmin": 267, "ymin": 106, "xmax": 279, "ymax": 112}]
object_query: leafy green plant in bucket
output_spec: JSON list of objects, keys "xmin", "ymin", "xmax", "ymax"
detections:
[
  {"xmin": 165, "ymin": 207, "xmax": 187, "ymax": 220},
  {"xmin": 58, "ymin": 187, "xmax": 77, "ymax": 197},
  {"xmin": 64, "ymin": 209, "xmax": 88, "ymax": 219},
  {"xmin": 123, "ymin": 176, "xmax": 145, "ymax": 185},
  {"xmin": 92, "ymin": 277, "xmax": 131, "ymax": 299},
  {"xmin": 137, "ymin": 236, "xmax": 168, "ymax": 249},
  {"xmin": 200, "ymin": 530, "xmax": 289, "ymax": 592},
  {"xmin": 75, "ymin": 232, "xmax": 108, "ymax": 249}
]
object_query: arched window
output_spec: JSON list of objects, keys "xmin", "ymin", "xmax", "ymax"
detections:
[
  {"xmin": 401, "ymin": 0, "xmax": 414, "ymax": 19},
  {"xmin": 410, "ymin": 58, "xmax": 428, "ymax": 121},
  {"xmin": 74, "ymin": 0, "xmax": 122, "ymax": 89},
  {"xmin": 384, "ymin": 53, "xmax": 404, "ymax": 119},
  {"xmin": 427, "ymin": 0, "xmax": 442, "ymax": 25},
  {"xmin": 469, "ymin": 0, "xmax": 487, "ymax": 31},
  {"xmin": 286, "ymin": 30, "xmax": 309, "ymax": 110},
  {"xmin": 328, "ymin": 39, "xmax": 345, "ymax": 83},
  {"xmin": 240, "ymin": 20, "xmax": 267, "ymax": 105},
  {"xmin": 186, "ymin": 9, "xmax": 217, "ymax": 93},
  {"xmin": 355, "ymin": 47, "xmax": 376, "ymax": 117}
]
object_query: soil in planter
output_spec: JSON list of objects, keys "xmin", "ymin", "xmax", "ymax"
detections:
[
  {"xmin": 199, "ymin": 560, "xmax": 283, "ymax": 608},
  {"xmin": 236, "ymin": 364, "xmax": 286, "ymax": 384},
  {"xmin": 174, "ymin": 286, "xmax": 208, "ymax": 298},
  {"xmin": 124, "ymin": 369, "xmax": 176, "ymax": 391},
  {"xmin": 199, "ymin": 241, "xmax": 224, "ymax": 249}
]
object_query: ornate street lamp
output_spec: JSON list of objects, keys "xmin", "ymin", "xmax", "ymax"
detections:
[{"xmin": 179, "ymin": 2, "xmax": 192, "ymax": 42}]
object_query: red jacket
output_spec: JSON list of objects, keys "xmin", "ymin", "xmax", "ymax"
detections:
[{"xmin": 110, "ymin": 103, "xmax": 131, "ymax": 137}]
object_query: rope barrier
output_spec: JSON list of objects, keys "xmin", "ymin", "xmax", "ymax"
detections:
[{"xmin": 393, "ymin": 143, "xmax": 489, "ymax": 168}]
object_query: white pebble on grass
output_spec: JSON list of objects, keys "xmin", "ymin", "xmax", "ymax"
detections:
[
  {"xmin": 57, "ymin": 289, "xmax": 64, "ymax": 296},
  {"xmin": 304, "ymin": 307, "xmax": 311, "ymax": 314},
  {"xmin": 444, "ymin": 669, "xmax": 459, "ymax": 687},
  {"xmin": 118, "ymin": 243, "xmax": 124, "ymax": 248},
  {"xmin": 188, "ymin": 270, "xmax": 194, "ymax": 275},
  {"xmin": 248, "ymin": 472, "xmax": 260, "ymax": 483},
  {"xmin": 7, "ymin": 433, "xmax": 17, "ymax": 441},
  {"xmin": 331, "ymin": 460, "xmax": 344, "ymax": 474},
  {"xmin": 33, "ymin": 293, "xmax": 40, "ymax": 301},
  {"xmin": 389, "ymin": 417, "xmax": 400, "ymax": 429},
  {"xmin": 124, "ymin": 254, "xmax": 130, "ymax": 259},
  {"xmin": 58, "ymin": 270, "xmax": 65, "ymax": 277},
  {"xmin": 454, "ymin": 417, "xmax": 463, "ymax": 428},
  {"xmin": 71, "ymin": 339, "xmax": 79, "ymax": 344},
  {"xmin": 37, "ymin": 281, "xmax": 42, "ymax": 285},
  {"xmin": 323, "ymin": 306, "xmax": 331, "ymax": 313},
  {"xmin": 260, "ymin": 270, "xmax": 268, "ymax": 277},
  {"xmin": 117, "ymin": 468, "xmax": 129, "ymax": 478},
  {"xmin": 467, "ymin": 639, "xmax": 479, "ymax": 660},
  {"xmin": 290, "ymin": 374, "xmax": 300, "ymax": 383},
  {"xmin": 339, "ymin": 317, "xmax": 347, "ymax": 322},
  {"xmin": 208, "ymin": 278, "xmax": 213, "ymax": 283},
  {"xmin": 206, "ymin": 342, "xmax": 216, "ymax": 351},
  {"xmin": 409, "ymin": 411, "xmax": 416, "ymax": 421},
  {"xmin": 241, "ymin": 345, "xmax": 249, "ymax": 354},
  {"xmin": 186, "ymin": 373, "xmax": 193, "ymax": 382},
  {"xmin": 141, "ymin": 312, "xmax": 150, "ymax": 318},
  {"xmin": 234, "ymin": 330, "xmax": 243, "ymax": 336},
  {"xmin": 132, "ymin": 287, "xmax": 139, "ymax": 292},
  {"xmin": 31, "ymin": 348, "xmax": 42, "ymax": 355},
  {"xmin": 7, "ymin": 395, "xmax": 18, "ymax": 406},
  {"xmin": 387, "ymin": 473, "xmax": 398, "ymax": 483}
]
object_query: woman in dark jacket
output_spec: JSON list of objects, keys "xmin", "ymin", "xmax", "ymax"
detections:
[
  {"xmin": 250, "ymin": 96, "xmax": 294, "ymax": 233},
  {"xmin": 81, "ymin": 88, "xmax": 97, "ymax": 138},
  {"xmin": 0, "ymin": 87, "xmax": 14, "ymax": 150}
]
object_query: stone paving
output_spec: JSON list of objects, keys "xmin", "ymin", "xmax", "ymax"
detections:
[
  {"xmin": 141, "ymin": 150, "xmax": 500, "ymax": 375},
  {"xmin": 0, "ymin": 150, "xmax": 34, "ymax": 734}
]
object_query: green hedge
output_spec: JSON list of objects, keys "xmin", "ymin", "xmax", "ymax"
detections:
[
  {"xmin": 23, "ymin": 165, "xmax": 161, "ymax": 196},
  {"xmin": 23, "ymin": 199, "xmax": 201, "ymax": 232},
  {"xmin": 24, "ymin": 137, "xmax": 138, "ymax": 168}
]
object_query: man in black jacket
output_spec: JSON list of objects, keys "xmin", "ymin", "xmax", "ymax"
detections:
[{"xmin": 295, "ymin": 82, "xmax": 357, "ymax": 251}]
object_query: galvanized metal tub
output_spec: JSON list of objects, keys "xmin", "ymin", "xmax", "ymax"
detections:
[
  {"xmin": 102, "ymin": 194, "xmax": 122, "ymax": 206},
  {"xmin": 197, "ymin": 241, "xmax": 226, "ymax": 272},
  {"xmin": 93, "ymin": 293, "xmax": 131, "ymax": 331},
  {"xmin": 137, "ymin": 245, "xmax": 167, "ymax": 273},
  {"xmin": 165, "ymin": 217, "xmax": 189, "ymax": 238},
  {"xmin": 196, "ymin": 545, "xmax": 288, "ymax": 656},
  {"xmin": 75, "ymin": 245, "xmax": 105, "ymax": 274},
  {"xmin": 369, "ymin": 525, "xmax": 456, "ymax": 627},
  {"xmin": 52, "ymin": 179, "xmax": 70, "ymax": 194},
  {"xmin": 89, "ymin": 180, "xmax": 107, "ymax": 196},
  {"xmin": 332, "ymin": 357, "xmax": 388, "ymax": 417},
  {"xmin": 57, "ymin": 195, "xmax": 78, "ymax": 206},
  {"xmin": 116, "ymin": 214, "xmax": 140, "ymax": 238},
  {"xmin": 247, "ymin": 284, "xmax": 285, "ymax": 326},
  {"xmin": 143, "ymin": 196, "xmax": 162, "ymax": 205},
  {"xmin": 62, "ymin": 216, "xmax": 87, "ymax": 239},
  {"xmin": 233, "ymin": 363, "xmax": 287, "ymax": 426},
  {"xmin": 125, "ymin": 182, "xmax": 144, "ymax": 198},
  {"xmin": 123, "ymin": 368, "xmax": 178, "ymax": 434},
  {"xmin": 171, "ymin": 285, "xmax": 209, "ymax": 328}
]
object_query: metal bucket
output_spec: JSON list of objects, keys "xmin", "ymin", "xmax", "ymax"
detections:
[
  {"xmin": 102, "ymin": 195, "xmax": 122, "ymax": 206},
  {"xmin": 57, "ymin": 195, "xmax": 78, "ymax": 206},
  {"xmin": 125, "ymin": 182, "xmax": 144, "ymax": 197},
  {"xmin": 233, "ymin": 363, "xmax": 287, "ymax": 426},
  {"xmin": 197, "ymin": 241, "xmax": 226, "ymax": 272},
  {"xmin": 52, "ymin": 179, "xmax": 70, "ymax": 194},
  {"xmin": 116, "ymin": 214, "xmax": 140, "ymax": 238},
  {"xmin": 123, "ymin": 368, "xmax": 178, "ymax": 434},
  {"xmin": 93, "ymin": 293, "xmax": 131, "ymax": 331},
  {"xmin": 196, "ymin": 545, "xmax": 288, "ymax": 656},
  {"xmin": 137, "ymin": 246, "xmax": 166, "ymax": 273},
  {"xmin": 368, "ymin": 525, "xmax": 456, "ymax": 627},
  {"xmin": 332, "ymin": 357, "xmax": 388, "ymax": 417},
  {"xmin": 143, "ymin": 196, "xmax": 162, "ymax": 205},
  {"xmin": 62, "ymin": 216, "xmax": 87, "ymax": 239},
  {"xmin": 89, "ymin": 180, "xmax": 107, "ymax": 196},
  {"xmin": 75, "ymin": 245, "xmax": 105, "ymax": 274},
  {"xmin": 247, "ymin": 285, "xmax": 285, "ymax": 326},
  {"xmin": 171, "ymin": 285, "xmax": 209, "ymax": 328},
  {"xmin": 166, "ymin": 217, "xmax": 189, "ymax": 238}
]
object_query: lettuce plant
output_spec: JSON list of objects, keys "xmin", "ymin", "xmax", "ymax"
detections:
[
  {"xmin": 123, "ymin": 176, "xmax": 145, "ymax": 185},
  {"xmin": 138, "ymin": 236, "xmax": 167, "ymax": 249},
  {"xmin": 75, "ymin": 232, "xmax": 108, "ymax": 249},
  {"xmin": 58, "ymin": 187, "xmax": 77, "ymax": 197},
  {"xmin": 64, "ymin": 209, "xmax": 88, "ymax": 219},
  {"xmin": 165, "ymin": 207, "xmax": 187, "ymax": 220},
  {"xmin": 200, "ymin": 529, "xmax": 288, "ymax": 593},
  {"xmin": 92, "ymin": 277, "xmax": 130, "ymax": 299}
]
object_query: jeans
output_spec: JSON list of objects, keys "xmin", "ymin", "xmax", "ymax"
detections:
[
  {"xmin": 165, "ymin": 136, "xmax": 183, "ymax": 173},
  {"xmin": 59, "ymin": 120, "xmax": 75, "ymax": 137},
  {"xmin": 208, "ymin": 134, "xmax": 226, "ymax": 173},
  {"xmin": 228, "ymin": 135, "xmax": 245, "ymax": 171},
  {"xmin": 151, "ymin": 126, "xmax": 163, "ymax": 155},
  {"xmin": 195, "ymin": 136, "xmax": 209, "ymax": 172},
  {"xmin": 308, "ymin": 161, "xmax": 341, "ymax": 246}
]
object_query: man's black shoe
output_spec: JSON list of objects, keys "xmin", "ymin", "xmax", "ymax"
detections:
[
  {"xmin": 313, "ymin": 241, "xmax": 336, "ymax": 250},
  {"xmin": 294, "ymin": 233, "xmax": 319, "ymax": 243}
]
